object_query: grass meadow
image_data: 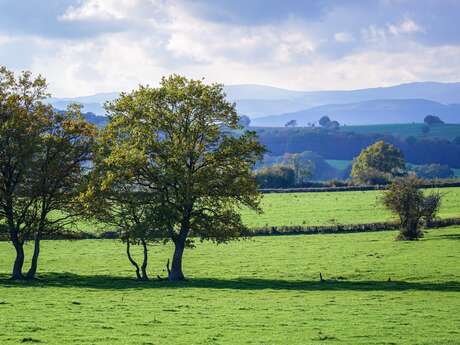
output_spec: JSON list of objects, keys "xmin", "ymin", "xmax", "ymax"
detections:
[
  {"xmin": 240, "ymin": 187, "xmax": 460, "ymax": 228},
  {"xmin": 0, "ymin": 227, "xmax": 459, "ymax": 344},
  {"xmin": 1, "ymin": 188, "xmax": 459, "ymax": 344},
  {"xmin": 69, "ymin": 187, "xmax": 460, "ymax": 232}
]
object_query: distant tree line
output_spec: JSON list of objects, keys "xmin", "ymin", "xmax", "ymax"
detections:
[{"xmin": 254, "ymin": 128, "xmax": 460, "ymax": 168}]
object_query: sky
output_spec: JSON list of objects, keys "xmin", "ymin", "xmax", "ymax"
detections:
[{"xmin": 0, "ymin": 0, "xmax": 459, "ymax": 97}]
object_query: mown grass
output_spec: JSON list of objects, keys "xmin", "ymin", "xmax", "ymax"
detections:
[
  {"xmin": 1, "ymin": 227, "xmax": 459, "ymax": 344},
  {"xmin": 240, "ymin": 187, "xmax": 460, "ymax": 228}
]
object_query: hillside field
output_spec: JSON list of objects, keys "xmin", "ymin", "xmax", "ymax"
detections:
[
  {"xmin": 339, "ymin": 123, "xmax": 460, "ymax": 140},
  {"xmin": 1, "ymin": 226, "xmax": 459, "ymax": 345}
]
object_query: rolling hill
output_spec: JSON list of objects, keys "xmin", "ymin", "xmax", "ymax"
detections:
[{"xmin": 251, "ymin": 99, "xmax": 460, "ymax": 126}]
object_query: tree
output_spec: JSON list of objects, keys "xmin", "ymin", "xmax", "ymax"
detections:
[
  {"xmin": 103, "ymin": 75, "xmax": 265, "ymax": 281},
  {"xmin": 351, "ymin": 141, "xmax": 405, "ymax": 185},
  {"xmin": 255, "ymin": 165, "xmax": 296, "ymax": 188},
  {"xmin": 424, "ymin": 115, "xmax": 444, "ymax": 125},
  {"xmin": 382, "ymin": 175, "xmax": 441, "ymax": 240},
  {"xmin": 285, "ymin": 119, "xmax": 297, "ymax": 127},
  {"xmin": 0, "ymin": 67, "xmax": 96, "ymax": 279},
  {"xmin": 283, "ymin": 153, "xmax": 314, "ymax": 185},
  {"xmin": 319, "ymin": 116, "xmax": 331, "ymax": 127},
  {"xmin": 82, "ymin": 148, "xmax": 162, "ymax": 280},
  {"xmin": 421, "ymin": 193, "xmax": 442, "ymax": 227},
  {"xmin": 238, "ymin": 115, "xmax": 251, "ymax": 128}
]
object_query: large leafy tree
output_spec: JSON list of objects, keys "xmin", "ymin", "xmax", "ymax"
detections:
[
  {"xmin": 351, "ymin": 140, "xmax": 405, "ymax": 185},
  {"xmin": 0, "ymin": 67, "xmax": 96, "ymax": 279},
  {"xmin": 102, "ymin": 75, "xmax": 265, "ymax": 281}
]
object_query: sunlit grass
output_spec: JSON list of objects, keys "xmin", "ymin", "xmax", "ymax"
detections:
[{"xmin": 0, "ymin": 227, "xmax": 459, "ymax": 344}]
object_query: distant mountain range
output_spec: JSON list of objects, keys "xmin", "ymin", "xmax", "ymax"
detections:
[
  {"xmin": 47, "ymin": 81, "xmax": 460, "ymax": 126},
  {"xmin": 252, "ymin": 99, "xmax": 460, "ymax": 126}
]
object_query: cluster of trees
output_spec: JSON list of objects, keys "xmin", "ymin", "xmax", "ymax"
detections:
[
  {"xmin": 318, "ymin": 116, "xmax": 340, "ymax": 130},
  {"xmin": 351, "ymin": 141, "xmax": 458, "ymax": 185},
  {"xmin": 0, "ymin": 68, "xmax": 265, "ymax": 281},
  {"xmin": 284, "ymin": 116, "xmax": 340, "ymax": 130}
]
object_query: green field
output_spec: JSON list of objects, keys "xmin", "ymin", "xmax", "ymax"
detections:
[
  {"xmin": 1, "ymin": 226, "xmax": 459, "ymax": 345},
  {"xmin": 339, "ymin": 123, "xmax": 460, "ymax": 140},
  {"xmin": 240, "ymin": 187, "xmax": 460, "ymax": 228},
  {"xmin": 66, "ymin": 187, "xmax": 460, "ymax": 233}
]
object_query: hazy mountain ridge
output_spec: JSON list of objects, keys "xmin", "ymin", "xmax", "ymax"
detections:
[
  {"xmin": 47, "ymin": 82, "xmax": 460, "ymax": 125},
  {"xmin": 252, "ymin": 99, "xmax": 460, "ymax": 126}
]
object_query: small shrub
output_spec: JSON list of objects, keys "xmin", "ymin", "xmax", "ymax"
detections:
[{"xmin": 382, "ymin": 175, "xmax": 442, "ymax": 240}]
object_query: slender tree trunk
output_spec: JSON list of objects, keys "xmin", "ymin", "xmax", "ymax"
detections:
[
  {"xmin": 126, "ymin": 240, "xmax": 142, "ymax": 280},
  {"xmin": 11, "ymin": 236, "xmax": 24, "ymax": 280},
  {"xmin": 140, "ymin": 239, "xmax": 149, "ymax": 281},
  {"xmin": 26, "ymin": 232, "xmax": 41, "ymax": 280},
  {"xmin": 169, "ymin": 239, "xmax": 185, "ymax": 281}
]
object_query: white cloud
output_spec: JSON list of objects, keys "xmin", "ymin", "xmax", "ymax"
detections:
[
  {"xmin": 59, "ymin": 0, "xmax": 147, "ymax": 21},
  {"xmin": 334, "ymin": 32, "xmax": 354, "ymax": 43},
  {"xmin": 388, "ymin": 19, "xmax": 423, "ymax": 36}
]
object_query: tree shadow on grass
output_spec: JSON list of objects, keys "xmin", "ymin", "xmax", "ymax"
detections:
[
  {"xmin": 427, "ymin": 233, "xmax": 460, "ymax": 241},
  {"xmin": 0, "ymin": 273, "xmax": 459, "ymax": 292}
]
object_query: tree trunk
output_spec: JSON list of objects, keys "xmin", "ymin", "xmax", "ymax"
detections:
[
  {"xmin": 11, "ymin": 237, "xmax": 25, "ymax": 280},
  {"xmin": 26, "ymin": 232, "xmax": 41, "ymax": 280},
  {"xmin": 169, "ymin": 239, "xmax": 185, "ymax": 281},
  {"xmin": 126, "ymin": 240, "xmax": 142, "ymax": 280},
  {"xmin": 140, "ymin": 239, "xmax": 149, "ymax": 281}
]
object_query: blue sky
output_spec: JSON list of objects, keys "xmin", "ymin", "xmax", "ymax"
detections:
[{"xmin": 0, "ymin": 0, "xmax": 459, "ymax": 96}]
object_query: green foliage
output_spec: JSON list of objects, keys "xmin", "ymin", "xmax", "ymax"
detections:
[
  {"xmin": 102, "ymin": 75, "xmax": 265, "ymax": 280},
  {"xmin": 1, "ymin": 227, "xmax": 459, "ymax": 344},
  {"xmin": 283, "ymin": 152, "xmax": 314, "ymax": 185},
  {"xmin": 382, "ymin": 176, "xmax": 442, "ymax": 240},
  {"xmin": 351, "ymin": 140, "xmax": 405, "ymax": 185},
  {"xmin": 255, "ymin": 165, "xmax": 296, "ymax": 188},
  {"xmin": 0, "ymin": 66, "xmax": 96, "ymax": 279}
]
